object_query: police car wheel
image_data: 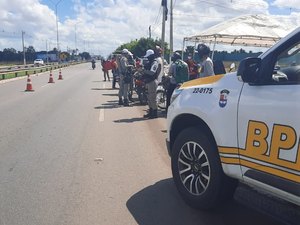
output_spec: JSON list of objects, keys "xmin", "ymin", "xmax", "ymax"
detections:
[{"xmin": 171, "ymin": 127, "xmax": 237, "ymax": 209}]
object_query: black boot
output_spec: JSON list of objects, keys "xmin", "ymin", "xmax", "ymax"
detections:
[
  {"xmin": 118, "ymin": 98, "xmax": 123, "ymax": 105},
  {"xmin": 143, "ymin": 108, "xmax": 152, "ymax": 118},
  {"xmin": 149, "ymin": 109, "xmax": 158, "ymax": 119},
  {"xmin": 123, "ymin": 99, "xmax": 129, "ymax": 106}
]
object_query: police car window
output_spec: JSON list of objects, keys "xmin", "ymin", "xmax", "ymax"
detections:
[{"xmin": 274, "ymin": 41, "xmax": 300, "ymax": 83}]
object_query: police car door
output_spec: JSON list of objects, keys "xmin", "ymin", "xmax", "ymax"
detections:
[{"xmin": 237, "ymin": 38, "xmax": 300, "ymax": 201}]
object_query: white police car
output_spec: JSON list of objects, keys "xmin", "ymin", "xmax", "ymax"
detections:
[{"xmin": 166, "ymin": 27, "xmax": 300, "ymax": 209}]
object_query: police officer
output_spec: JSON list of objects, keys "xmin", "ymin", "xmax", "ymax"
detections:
[
  {"xmin": 142, "ymin": 49, "xmax": 162, "ymax": 119},
  {"xmin": 118, "ymin": 49, "xmax": 131, "ymax": 106}
]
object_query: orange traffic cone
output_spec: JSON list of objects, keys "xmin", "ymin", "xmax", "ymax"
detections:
[
  {"xmin": 25, "ymin": 75, "xmax": 34, "ymax": 91},
  {"xmin": 58, "ymin": 68, "xmax": 63, "ymax": 80},
  {"xmin": 48, "ymin": 70, "xmax": 55, "ymax": 83}
]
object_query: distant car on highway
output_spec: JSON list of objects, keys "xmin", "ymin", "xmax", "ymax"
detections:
[{"xmin": 34, "ymin": 59, "xmax": 44, "ymax": 66}]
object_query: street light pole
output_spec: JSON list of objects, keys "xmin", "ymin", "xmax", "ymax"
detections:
[
  {"xmin": 74, "ymin": 22, "xmax": 81, "ymax": 55},
  {"xmin": 50, "ymin": 0, "xmax": 64, "ymax": 62},
  {"xmin": 169, "ymin": 0, "xmax": 173, "ymax": 63},
  {"xmin": 22, "ymin": 30, "xmax": 26, "ymax": 65},
  {"xmin": 75, "ymin": 24, "xmax": 77, "ymax": 53}
]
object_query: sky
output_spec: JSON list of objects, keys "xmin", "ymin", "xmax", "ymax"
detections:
[{"xmin": 0, "ymin": 0, "xmax": 299, "ymax": 57}]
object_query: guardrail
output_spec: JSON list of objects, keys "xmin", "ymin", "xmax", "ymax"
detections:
[
  {"xmin": 0, "ymin": 61, "xmax": 84, "ymax": 81},
  {"xmin": 0, "ymin": 63, "xmax": 57, "ymax": 72}
]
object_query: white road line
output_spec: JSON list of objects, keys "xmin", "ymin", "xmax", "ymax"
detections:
[
  {"xmin": 99, "ymin": 109, "xmax": 105, "ymax": 122},
  {"xmin": 103, "ymin": 83, "xmax": 106, "ymax": 88}
]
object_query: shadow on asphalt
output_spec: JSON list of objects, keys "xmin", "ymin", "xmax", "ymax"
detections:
[
  {"xmin": 91, "ymin": 88, "xmax": 117, "ymax": 91},
  {"xmin": 113, "ymin": 113, "xmax": 166, "ymax": 123},
  {"xmin": 126, "ymin": 179, "xmax": 284, "ymax": 225},
  {"xmin": 114, "ymin": 117, "xmax": 148, "ymax": 123},
  {"xmin": 94, "ymin": 104, "xmax": 118, "ymax": 110}
]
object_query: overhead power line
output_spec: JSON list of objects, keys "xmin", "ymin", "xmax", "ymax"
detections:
[{"xmin": 151, "ymin": 6, "xmax": 163, "ymax": 33}]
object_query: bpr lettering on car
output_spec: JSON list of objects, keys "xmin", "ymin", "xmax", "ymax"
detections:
[{"xmin": 166, "ymin": 27, "xmax": 300, "ymax": 209}]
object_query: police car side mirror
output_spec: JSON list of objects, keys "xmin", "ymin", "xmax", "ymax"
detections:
[{"xmin": 237, "ymin": 57, "xmax": 261, "ymax": 83}]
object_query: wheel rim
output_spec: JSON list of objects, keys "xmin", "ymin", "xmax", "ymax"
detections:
[
  {"xmin": 177, "ymin": 141, "xmax": 210, "ymax": 196},
  {"xmin": 156, "ymin": 91, "xmax": 166, "ymax": 109}
]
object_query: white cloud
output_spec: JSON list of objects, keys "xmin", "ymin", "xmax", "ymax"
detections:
[
  {"xmin": 273, "ymin": 0, "xmax": 300, "ymax": 10},
  {"xmin": 0, "ymin": 0, "xmax": 299, "ymax": 57}
]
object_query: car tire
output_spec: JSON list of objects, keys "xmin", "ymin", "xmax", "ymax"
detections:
[{"xmin": 171, "ymin": 126, "xmax": 237, "ymax": 209}]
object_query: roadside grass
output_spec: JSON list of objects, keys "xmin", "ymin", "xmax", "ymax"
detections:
[{"xmin": 0, "ymin": 64, "xmax": 68, "ymax": 80}]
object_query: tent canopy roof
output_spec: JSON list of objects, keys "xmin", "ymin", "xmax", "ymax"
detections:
[{"xmin": 184, "ymin": 14, "xmax": 296, "ymax": 47}]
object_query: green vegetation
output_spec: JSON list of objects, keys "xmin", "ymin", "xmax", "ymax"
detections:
[
  {"xmin": 0, "ymin": 64, "xmax": 69, "ymax": 81},
  {"xmin": 0, "ymin": 46, "xmax": 92, "ymax": 64},
  {"xmin": 114, "ymin": 37, "xmax": 169, "ymax": 58}
]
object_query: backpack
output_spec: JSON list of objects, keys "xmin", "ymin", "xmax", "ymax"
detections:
[
  {"xmin": 123, "ymin": 66, "xmax": 134, "ymax": 84},
  {"xmin": 175, "ymin": 60, "xmax": 189, "ymax": 83}
]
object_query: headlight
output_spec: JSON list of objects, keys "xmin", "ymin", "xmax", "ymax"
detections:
[{"xmin": 170, "ymin": 88, "xmax": 183, "ymax": 105}]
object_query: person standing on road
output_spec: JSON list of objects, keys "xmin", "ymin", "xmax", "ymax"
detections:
[
  {"xmin": 185, "ymin": 55, "xmax": 198, "ymax": 80},
  {"xmin": 141, "ymin": 49, "xmax": 162, "ymax": 119},
  {"xmin": 197, "ymin": 44, "xmax": 215, "ymax": 77},
  {"xmin": 127, "ymin": 51, "xmax": 136, "ymax": 102},
  {"xmin": 154, "ymin": 45, "xmax": 164, "ymax": 83},
  {"xmin": 118, "ymin": 49, "xmax": 131, "ymax": 106},
  {"xmin": 166, "ymin": 52, "xmax": 189, "ymax": 111},
  {"xmin": 101, "ymin": 59, "xmax": 111, "ymax": 81},
  {"xmin": 111, "ymin": 55, "xmax": 118, "ymax": 89}
]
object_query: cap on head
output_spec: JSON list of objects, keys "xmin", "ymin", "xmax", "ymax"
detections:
[
  {"xmin": 122, "ymin": 48, "xmax": 129, "ymax": 55},
  {"xmin": 143, "ymin": 49, "xmax": 155, "ymax": 58}
]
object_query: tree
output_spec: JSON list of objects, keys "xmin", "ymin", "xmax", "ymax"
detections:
[
  {"xmin": 1, "ymin": 48, "xmax": 20, "ymax": 62},
  {"xmin": 114, "ymin": 37, "xmax": 169, "ymax": 58},
  {"xmin": 25, "ymin": 46, "xmax": 36, "ymax": 62},
  {"xmin": 79, "ymin": 52, "xmax": 91, "ymax": 60},
  {"xmin": 26, "ymin": 46, "xmax": 35, "ymax": 54},
  {"xmin": 3, "ymin": 48, "xmax": 17, "ymax": 54}
]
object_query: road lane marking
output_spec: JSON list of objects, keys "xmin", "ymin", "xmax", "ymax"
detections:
[{"xmin": 99, "ymin": 109, "xmax": 105, "ymax": 122}]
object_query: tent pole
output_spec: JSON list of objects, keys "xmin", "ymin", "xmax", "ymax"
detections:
[
  {"xmin": 211, "ymin": 36, "xmax": 217, "ymax": 60},
  {"xmin": 182, "ymin": 38, "xmax": 185, "ymax": 60},
  {"xmin": 194, "ymin": 41, "xmax": 197, "ymax": 58}
]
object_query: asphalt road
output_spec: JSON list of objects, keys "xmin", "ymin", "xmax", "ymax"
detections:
[{"xmin": 0, "ymin": 63, "xmax": 298, "ymax": 225}]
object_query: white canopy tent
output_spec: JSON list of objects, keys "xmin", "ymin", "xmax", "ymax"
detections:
[{"xmin": 183, "ymin": 14, "xmax": 298, "ymax": 58}]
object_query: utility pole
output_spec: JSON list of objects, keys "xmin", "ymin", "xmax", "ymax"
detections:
[
  {"xmin": 169, "ymin": 0, "xmax": 173, "ymax": 63},
  {"xmin": 50, "ymin": 0, "xmax": 64, "ymax": 62},
  {"xmin": 46, "ymin": 40, "xmax": 49, "ymax": 64},
  {"xmin": 22, "ymin": 31, "xmax": 26, "ymax": 65},
  {"xmin": 149, "ymin": 25, "xmax": 151, "ymax": 39},
  {"xmin": 161, "ymin": 0, "xmax": 167, "ymax": 61}
]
